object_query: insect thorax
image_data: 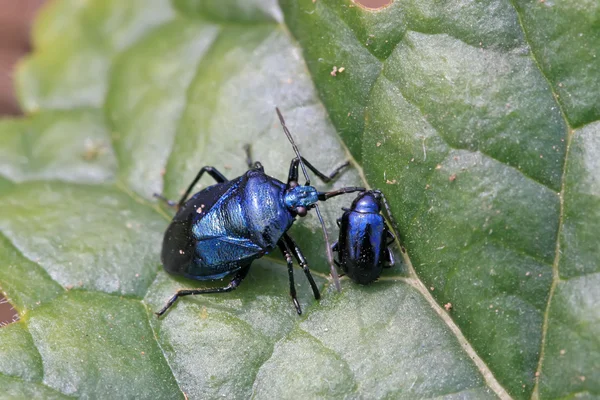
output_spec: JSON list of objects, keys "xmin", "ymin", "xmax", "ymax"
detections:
[{"xmin": 192, "ymin": 170, "xmax": 294, "ymax": 251}]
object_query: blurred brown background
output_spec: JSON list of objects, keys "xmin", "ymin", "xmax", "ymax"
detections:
[
  {"xmin": 0, "ymin": 0, "xmax": 45, "ymax": 116},
  {"xmin": 0, "ymin": 0, "xmax": 46, "ymax": 325}
]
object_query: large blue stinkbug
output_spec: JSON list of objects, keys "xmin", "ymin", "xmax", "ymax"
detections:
[{"xmin": 155, "ymin": 108, "xmax": 365, "ymax": 316}]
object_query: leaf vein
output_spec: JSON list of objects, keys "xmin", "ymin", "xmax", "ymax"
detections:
[
  {"xmin": 140, "ymin": 302, "xmax": 188, "ymax": 400},
  {"xmin": 379, "ymin": 70, "xmax": 562, "ymax": 194},
  {"xmin": 0, "ymin": 231, "xmax": 66, "ymax": 295},
  {"xmin": 505, "ymin": 3, "xmax": 576, "ymax": 397},
  {"xmin": 0, "ymin": 372, "xmax": 77, "ymax": 399}
]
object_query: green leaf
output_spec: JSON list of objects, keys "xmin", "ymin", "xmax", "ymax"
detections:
[
  {"xmin": 0, "ymin": 322, "xmax": 43, "ymax": 382},
  {"xmin": 0, "ymin": 0, "xmax": 597, "ymax": 399},
  {"xmin": 281, "ymin": 0, "xmax": 599, "ymax": 398}
]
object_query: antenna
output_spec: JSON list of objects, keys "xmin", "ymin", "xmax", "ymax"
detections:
[
  {"xmin": 276, "ymin": 107, "xmax": 311, "ymax": 186},
  {"xmin": 373, "ymin": 190, "xmax": 398, "ymax": 233},
  {"xmin": 275, "ymin": 107, "xmax": 341, "ymax": 292}
]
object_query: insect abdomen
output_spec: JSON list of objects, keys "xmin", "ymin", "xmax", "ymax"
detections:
[{"xmin": 340, "ymin": 211, "xmax": 385, "ymax": 284}]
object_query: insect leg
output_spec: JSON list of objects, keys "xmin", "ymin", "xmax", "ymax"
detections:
[
  {"xmin": 287, "ymin": 157, "xmax": 349, "ymax": 185},
  {"xmin": 331, "ymin": 241, "xmax": 342, "ymax": 268},
  {"xmin": 302, "ymin": 158, "xmax": 349, "ymax": 183},
  {"xmin": 386, "ymin": 229, "xmax": 396, "ymax": 246},
  {"xmin": 317, "ymin": 187, "xmax": 366, "ymax": 200},
  {"xmin": 155, "ymin": 266, "xmax": 250, "ymax": 317},
  {"xmin": 243, "ymin": 144, "xmax": 253, "ymax": 169},
  {"xmin": 375, "ymin": 191, "xmax": 400, "ymax": 269},
  {"xmin": 278, "ymin": 240, "xmax": 302, "ymax": 315},
  {"xmin": 283, "ymin": 234, "xmax": 321, "ymax": 301},
  {"xmin": 374, "ymin": 190, "xmax": 398, "ymax": 233},
  {"xmin": 153, "ymin": 193, "xmax": 177, "ymax": 208},
  {"xmin": 177, "ymin": 167, "xmax": 229, "ymax": 208},
  {"xmin": 384, "ymin": 247, "xmax": 395, "ymax": 268},
  {"xmin": 243, "ymin": 144, "xmax": 264, "ymax": 171}
]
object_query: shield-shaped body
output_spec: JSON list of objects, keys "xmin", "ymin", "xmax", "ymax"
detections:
[
  {"xmin": 161, "ymin": 169, "xmax": 295, "ymax": 280},
  {"xmin": 336, "ymin": 191, "xmax": 393, "ymax": 284}
]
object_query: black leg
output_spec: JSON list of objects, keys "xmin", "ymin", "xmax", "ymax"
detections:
[
  {"xmin": 283, "ymin": 234, "xmax": 320, "ymax": 300},
  {"xmin": 303, "ymin": 158, "xmax": 349, "ymax": 183},
  {"xmin": 386, "ymin": 229, "xmax": 396, "ymax": 246},
  {"xmin": 374, "ymin": 190, "xmax": 398, "ymax": 233},
  {"xmin": 331, "ymin": 241, "xmax": 342, "ymax": 267},
  {"xmin": 375, "ymin": 191, "xmax": 398, "ymax": 267},
  {"xmin": 155, "ymin": 266, "xmax": 250, "ymax": 317},
  {"xmin": 278, "ymin": 240, "xmax": 302, "ymax": 315},
  {"xmin": 287, "ymin": 157, "xmax": 349, "ymax": 185},
  {"xmin": 318, "ymin": 186, "xmax": 366, "ymax": 201},
  {"xmin": 384, "ymin": 247, "xmax": 395, "ymax": 268},
  {"xmin": 177, "ymin": 166, "xmax": 229, "ymax": 208},
  {"xmin": 275, "ymin": 107, "xmax": 349, "ymax": 185},
  {"xmin": 243, "ymin": 144, "xmax": 264, "ymax": 171},
  {"xmin": 243, "ymin": 144, "xmax": 253, "ymax": 169},
  {"xmin": 154, "ymin": 193, "xmax": 177, "ymax": 208}
]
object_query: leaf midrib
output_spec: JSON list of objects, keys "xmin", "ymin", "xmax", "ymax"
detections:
[
  {"xmin": 504, "ymin": 1, "xmax": 573, "ymax": 397},
  {"xmin": 303, "ymin": 2, "xmax": 577, "ymax": 398}
]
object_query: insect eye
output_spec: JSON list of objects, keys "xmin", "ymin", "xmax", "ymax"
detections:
[{"xmin": 296, "ymin": 206, "xmax": 307, "ymax": 217}]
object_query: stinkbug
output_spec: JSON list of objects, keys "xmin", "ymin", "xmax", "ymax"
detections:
[
  {"xmin": 332, "ymin": 190, "xmax": 396, "ymax": 284},
  {"xmin": 155, "ymin": 108, "xmax": 364, "ymax": 316}
]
